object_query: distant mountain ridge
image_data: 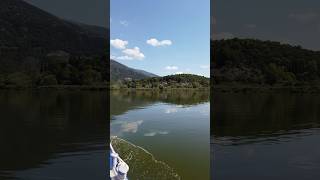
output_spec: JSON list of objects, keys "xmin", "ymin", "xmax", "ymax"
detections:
[
  {"xmin": 0, "ymin": 0, "xmax": 110, "ymax": 87},
  {"xmin": 110, "ymin": 59, "xmax": 158, "ymax": 81},
  {"xmin": 0, "ymin": 0, "xmax": 108, "ymax": 56}
]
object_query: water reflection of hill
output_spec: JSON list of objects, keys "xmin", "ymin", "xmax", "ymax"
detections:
[
  {"xmin": 212, "ymin": 92, "xmax": 320, "ymax": 142},
  {"xmin": 111, "ymin": 90, "xmax": 209, "ymax": 117},
  {"xmin": 0, "ymin": 90, "xmax": 107, "ymax": 175}
]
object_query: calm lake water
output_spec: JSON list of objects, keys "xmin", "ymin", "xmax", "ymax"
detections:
[
  {"xmin": 212, "ymin": 92, "xmax": 320, "ymax": 180},
  {"xmin": 0, "ymin": 90, "xmax": 108, "ymax": 180},
  {"xmin": 110, "ymin": 90, "xmax": 210, "ymax": 180}
]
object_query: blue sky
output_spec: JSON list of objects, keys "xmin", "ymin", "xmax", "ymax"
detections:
[{"xmin": 111, "ymin": 0, "xmax": 210, "ymax": 77}]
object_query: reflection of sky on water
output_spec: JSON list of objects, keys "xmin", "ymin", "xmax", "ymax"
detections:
[
  {"xmin": 111, "ymin": 102, "xmax": 210, "ymax": 137},
  {"xmin": 120, "ymin": 120, "xmax": 143, "ymax": 133},
  {"xmin": 165, "ymin": 107, "xmax": 178, "ymax": 114},
  {"xmin": 144, "ymin": 130, "xmax": 169, "ymax": 137},
  {"xmin": 111, "ymin": 118, "xmax": 170, "ymax": 137},
  {"xmin": 111, "ymin": 120, "xmax": 144, "ymax": 136},
  {"xmin": 164, "ymin": 104, "xmax": 210, "ymax": 115},
  {"xmin": 111, "ymin": 100, "xmax": 210, "ymax": 180}
]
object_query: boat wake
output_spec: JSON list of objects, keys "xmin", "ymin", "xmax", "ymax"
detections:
[{"xmin": 110, "ymin": 136, "xmax": 181, "ymax": 180}]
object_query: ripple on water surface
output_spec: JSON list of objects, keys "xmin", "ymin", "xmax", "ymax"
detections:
[{"xmin": 111, "ymin": 137, "xmax": 180, "ymax": 180}]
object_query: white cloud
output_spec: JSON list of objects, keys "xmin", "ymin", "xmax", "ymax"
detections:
[
  {"xmin": 110, "ymin": 39, "xmax": 128, "ymax": 49},
  {"xmin": 120, "ymin": 20, "xmax": 129, "ymax": 26},
  {"xmin": 110, "ymin": 55, "xmax": 116, "ymax": 59},
  {"xmin": 174, "ymin": 71, "xmax": 184, "ymax": 75},
  {"xmin": 116, "ymin": 56, "xmax": 133, "ymax": 60},
  {"xmin": 146, "ymin": 38, "xmax": 172, "ymax": 47},
  {"xmin": 122, "ymin": 47, "xmax": 145, "ymax": 60},
  {"xmin": 165, "ymin": 66, "xmax": 178, "ymax": 70},
  {"xmin": 200, "ymin": 65, "xmax": 210, "ymax": 69}
]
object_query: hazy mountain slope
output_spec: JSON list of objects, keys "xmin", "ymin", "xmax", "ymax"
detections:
[
  {"xmin": 0, "ymin": 0, "xmax": 107, "ymax": 56},
  {"xmin": 134, "ymin": 69, "xmax": 159, "ymax": 78},
  {"xmin": 110, "ymin": 60, "xmax": 158, "ymax": 81}
]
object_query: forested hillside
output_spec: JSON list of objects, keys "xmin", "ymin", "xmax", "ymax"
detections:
[
  {"xmin": 212, "ymin": 38, "xmax": 320, "ymax": 85},
  {"xmin": 0, "ymin": 0, "xmax": 109, "ymax": 88},
  {"xmin": 110, "ymin": 60, "xmax": 158, "ymax": 81},
  {"xmin": 112, "ymin": 74, "xmax": 210, "ymax": 89}
]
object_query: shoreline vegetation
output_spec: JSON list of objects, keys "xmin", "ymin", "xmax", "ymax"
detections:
[
  {"xmin": 111, "ymin": 74, "xmax": 210, "ymax": 90},
  {"xmin": 0, "ymin": 51, "xmax": 110, "ymax": 90},
  {"xmin": 2, "ymin": 84, "xmax": 319, "ymax": 94},
  {"xmin": 0, "ymin": 85, "xmax": 210, "ymax": 91},
  {"xmin": 0, "ymin": 73, "xmax": 210, "ymax": 90}
]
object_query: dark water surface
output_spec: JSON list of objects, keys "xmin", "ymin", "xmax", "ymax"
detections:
[
  {"xmin": 212, "ymin": 92, "xmax": 320, "ymax": 180},
  {"xmin": 0, "ymin": 90, "xmax": 107, "ymax": 180},
  {"xmin": 110, "ymin": 90, "xmax": 210, "ymax": 180}
]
